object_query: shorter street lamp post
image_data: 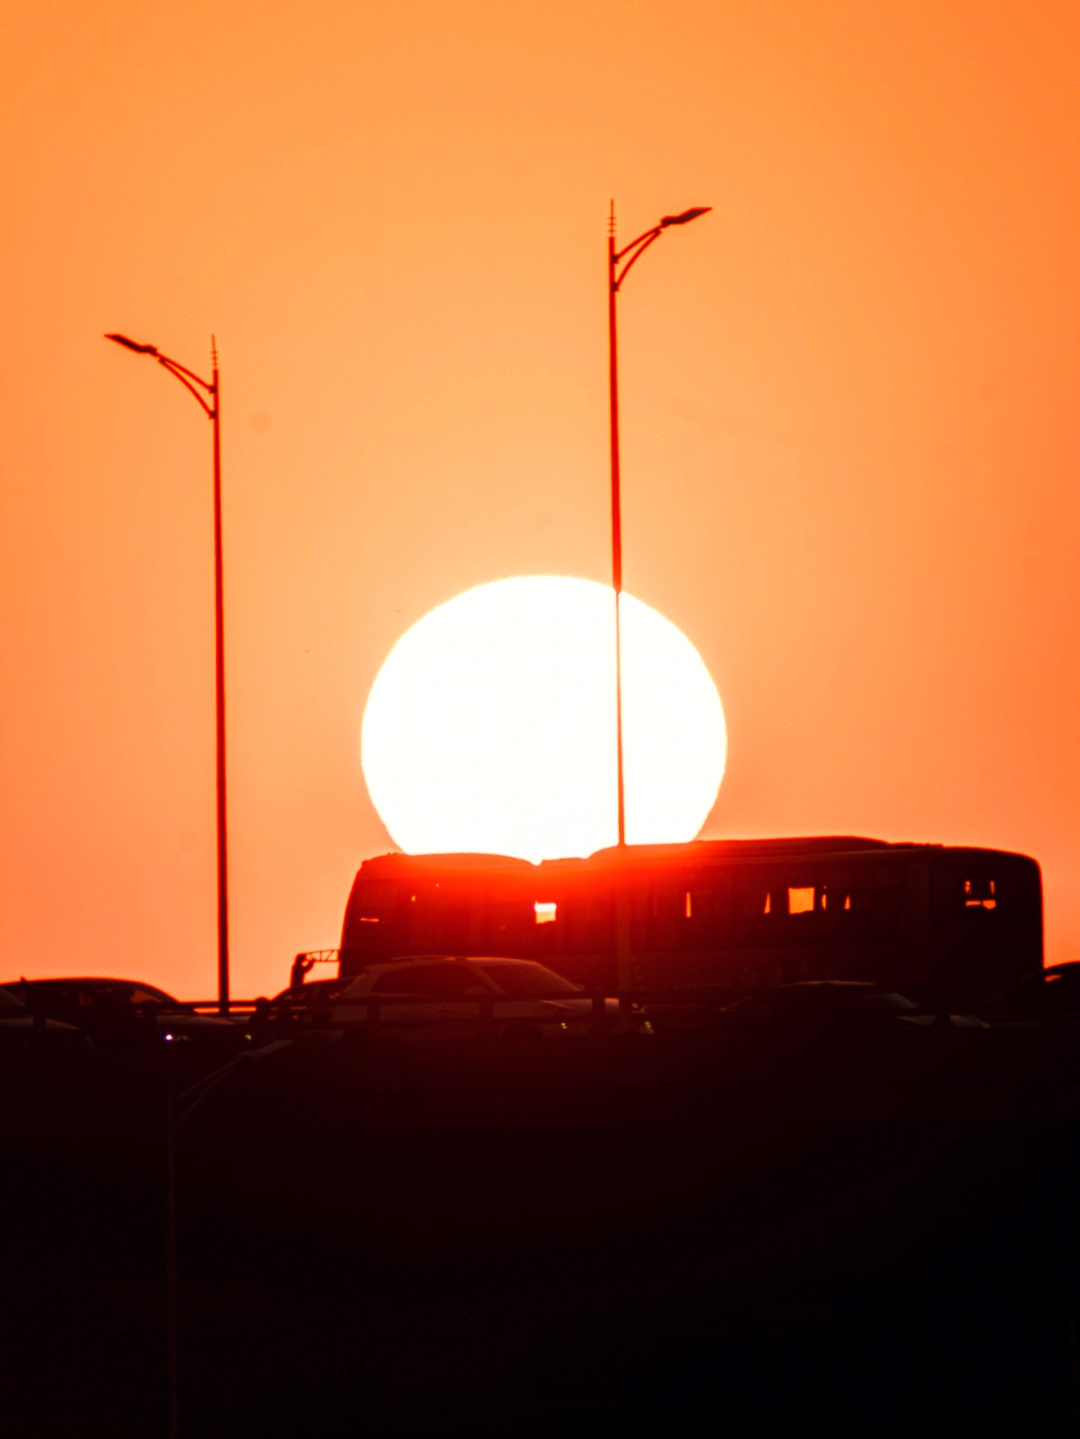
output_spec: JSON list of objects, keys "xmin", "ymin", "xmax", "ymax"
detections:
[
  {"xmin": 105, "ymin": 334, "xmax": 230, "ymax": 1016},
  {"xmin": 607, "ymin": 204, "xmax": 710, "ymax": 992}
]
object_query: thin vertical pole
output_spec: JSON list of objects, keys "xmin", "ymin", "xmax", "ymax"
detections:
[
  {"xmin": 165, "ymin": 1053, "xmax": 179, "ymax": 1438},
  {"xmin": 608, "ymin": 206, "xmax": 632, "ymax": 997},
  {"xmin": 211, "ymin": 338, "xmax": 230, "ymax": 1015},
  {"xmin": 608, "ymin": 204, "xmax": 627, "ymax": 852}
]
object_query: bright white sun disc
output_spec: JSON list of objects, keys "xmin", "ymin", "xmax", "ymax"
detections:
[{"xmin": 360, "ymin": 575, "xmax": 726, "ymax": 861}]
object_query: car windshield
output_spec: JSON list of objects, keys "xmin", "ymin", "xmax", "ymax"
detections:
[
  {"xmin": 368, "ymin": 964, "xmax": 483, "ymax": 998},
  {"xmin": 468, "ymin": 961, "xmax": 582, "ymax": 998},
  {"xmin": 125, "ymin": 984, "xmax": 187, "ymax": 1010}
]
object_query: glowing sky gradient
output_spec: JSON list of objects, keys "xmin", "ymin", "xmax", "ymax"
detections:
[{"xmin": 2, "ymin": 1, "xmax": 1077, "ymax": 996}]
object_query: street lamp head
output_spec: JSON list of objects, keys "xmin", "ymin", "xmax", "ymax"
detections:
[
  {"xmin": 105, "ymin": 333, "xmax": 159, "ymax": 355},
  {"xmin": 659, "ymin": 207, "xmax": 712, "ymax": 228}
]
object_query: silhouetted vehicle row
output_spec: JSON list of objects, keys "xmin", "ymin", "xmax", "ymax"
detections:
[{"xmin": 324, "ymin": 837, "xmax": 1043, "ymax": 1011}]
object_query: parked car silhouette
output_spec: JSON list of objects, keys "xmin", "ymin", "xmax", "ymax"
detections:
[
  {"xmin": 5, "ymin": 978, "xmax": 248, "ymax": 1056},
  {"xmin": 726, "ymin": 980, "xmax": 921, "ymax": 1022},
  {"xmin": 977, "ymin": 961, "xmax": 1080, "ymax": 1027},
  {"xmin": 316, "ymin": 955, "xmax": 650, "ymax": 1040},
  {"xmin": 0, "ymin": 985, "xmax": 87, "ymax": 1051}
]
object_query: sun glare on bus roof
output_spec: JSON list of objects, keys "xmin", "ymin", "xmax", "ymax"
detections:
[{"xmin": 360, "ymin": 575, "xmax": 727, "ymax": 861}]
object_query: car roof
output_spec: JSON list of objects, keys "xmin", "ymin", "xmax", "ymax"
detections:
[
  {"xmin": 377, "ymin": 954, "xmax": 549, "ymax": 966},
  {"xmin": 13, "ymin": 975, "xmax": 171, "ymax": 985},
  {"xmin": 7, "ymin": 977, "xmax": 180, "ymax": 1000},
  {"xmin": 340, "ymin": 955, "xmax": 563, "ymax": 989}
]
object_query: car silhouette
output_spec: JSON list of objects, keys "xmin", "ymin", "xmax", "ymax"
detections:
[
  {"xmin": 285, "ymin": 955, "xmax": 651, "ymax": 1040},
  {"xmin": 4, "ymin": 977, "xmax": 248, "ymax": 1056},
  {"xmin": 0, "ymin": 984, "xmax": 87, "ymax": 1051},
  {"xmin": 977, "ymin": 961, "xmax": 1080, "ymax": 1026}
]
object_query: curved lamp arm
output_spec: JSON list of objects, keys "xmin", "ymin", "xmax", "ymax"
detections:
[
  {"xmin": 611, "ymin": 207, "xmax": 711, "ymax": 291},
  {"xmin": 105, "ymin": 334, "xmax": 217, "ymax": 419}
]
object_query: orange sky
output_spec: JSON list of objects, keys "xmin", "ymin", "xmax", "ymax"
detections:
[{"xmin": 3, "ymin": 0, "xmax": 1078, "ymax": 997}]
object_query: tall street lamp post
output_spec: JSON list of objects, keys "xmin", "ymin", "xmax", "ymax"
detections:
[
  {"xmin": 607, "ymin": 204, "xmax": 711, "ymax": 848},
  {"xmin": 607, "ymin": 204, "xmax": 710, "ymax": 995},
  {"xmin": 106, "ymin": 334, "xmax": 230, "ymax": 1015}
]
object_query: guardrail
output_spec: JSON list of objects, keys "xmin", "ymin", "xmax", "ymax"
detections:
[{"xmin": 188, "ymin": 1000, "xmax": 261, "ymax": 1016}]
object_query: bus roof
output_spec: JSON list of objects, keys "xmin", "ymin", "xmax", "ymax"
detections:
[
  {"xmin": 355, "ymin": 851, "xmax": 540, "ymax": 877},
  {"xmin": 584, "ymin": 837, "xmax": 891, "ymax": 863},
  {"xmin": 352, "ymin": 838, "xmax": 1040, "ymax": 882}
]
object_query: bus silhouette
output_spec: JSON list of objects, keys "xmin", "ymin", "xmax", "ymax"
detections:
[{"xmin": 327, "ymin": 838, "xmax": 1042, "ymax": 1011}]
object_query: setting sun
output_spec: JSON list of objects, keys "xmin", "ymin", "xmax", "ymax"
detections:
[{"xmin": 360, "ymin": 575, "xmax": 726, "ymax": 861}]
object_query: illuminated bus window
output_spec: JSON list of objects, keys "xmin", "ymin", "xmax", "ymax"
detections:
[
  {"xmin": 730, "ymin": 877, "xmax": 778, "ymax": 944},
  {"xmin": 684, "ymin": 885, "xmax": 723, "ymax": 921},
  {"xmin": 816, "ymin": 880, "xmax": 851, "ymax": 915},
  {"xmin": 820, "ymin": 887, "xmax": 852, "ymax": 912},
  {"xmin": 535, "ymin": 901, "xmax": 557, "ymax": 924},
  {"xmin": 964, "ymin": 877, "xmax": 997, "ymax": 910},
  {"xmin": 931, "ymin": 866, "xmax": 1001, "ymax": 925},
  {"xmin": 788, "ymin": 886, "xmax": 816, "ymax": 915},
  {"xmin": 680, "ymin": 882, "xmax": 728, "ymax": 945}
]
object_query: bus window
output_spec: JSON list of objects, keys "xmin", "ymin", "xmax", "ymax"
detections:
[
  {"xmin": 683, "ymin": 880, "xmax": 728, "ymax": 943},
  {"xmin": 820, "ymin": 861, "xmax": 905, "ymax": 940},
  {"xmin": 964, "ymin": 877, "xmax": 996, "ymax": 910},
  {"xmin": 788, "ymin": 886, "xmax": 816, "ymax": 915},
  {"xmin": 347, "ymin": 880, "xmax": 400, "ymax": 926},
  {"xmin": 483, "ymin": 894, "xmax": 543, "ymax": 951},
  {"xmin": 648, "ymin": 885, "xmax": 688, "ymax": 948},
  {"xmin": 931, "ymin": 865, "xmax": 1003, "ymax": 926},
  {"xmin": 819, "ymin": 886, "xmax": 852, "ymax": 913},
  {"xmin": 406, "ymin": 882, "xmax": 474, "ymax": 951},
  {"xmin": 560, "ymin": 888, "xmax": 615, "ymax": 953},
  {"xmin": 731, "ymin": 875, "xmax": 781, "ymax": 942}
]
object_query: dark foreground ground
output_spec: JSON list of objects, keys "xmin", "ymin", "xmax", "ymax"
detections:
[{"xmin": 3, "ymin": 1022, "xmax": 1079, "ymax": 1436}]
